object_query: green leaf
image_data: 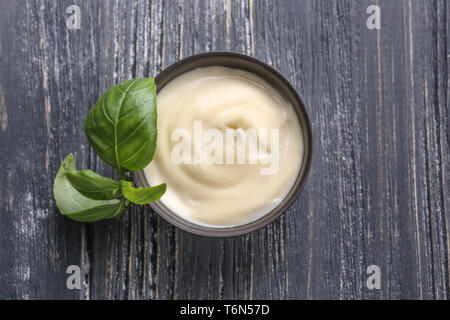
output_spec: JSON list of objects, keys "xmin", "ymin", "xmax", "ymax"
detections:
[
  {"xmin": 83, "ymin": 78, "xmax": 158, "ymax": 175},
  {"xmin": 62, "ymin": 198, "xmax": 127, "ymax": 222},
  {"xmin": 65, "ymin": 169, "xmax": 120, "ymax": 200},
  {"xmin": 120, "ymin": 180, "xmax": 166, "ymax": 205},
  {"xmin": 53, "ymin": 154, "xmax": 126, "ymax": 222}
]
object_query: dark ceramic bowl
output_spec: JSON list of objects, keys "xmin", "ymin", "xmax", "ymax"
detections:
[{"xmin": 132, "ymin": 52, "xmax": 312, "ymax": 237}]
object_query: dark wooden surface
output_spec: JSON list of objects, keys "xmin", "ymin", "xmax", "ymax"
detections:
[{"xmin": 0, "ymin": 0, "xmax": 449, "ymax": 300}]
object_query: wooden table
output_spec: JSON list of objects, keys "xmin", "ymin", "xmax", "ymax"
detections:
[{"xmin": 0, "ymin": 0, "xmax": 449, "ymax": 300}]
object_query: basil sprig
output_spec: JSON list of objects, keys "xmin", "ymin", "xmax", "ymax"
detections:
[
  {"xmin": 120, "ymin": 180, "xmax": 166, "ymax": 205},
  {"xmin": 53, "ymin": 78, "xmax": 166, "ymax": 222},
  {"xmin": 65, "ymin": 169, "xmax": 120, "ymax": 200},
  {"xmin": 54, "ymin": 154, "xmax": 127, "ymax": 222}
]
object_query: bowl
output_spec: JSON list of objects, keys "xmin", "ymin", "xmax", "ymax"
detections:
[{"xmin": 132, "ymin": 52, "xmax": 312, "ymax": 237}]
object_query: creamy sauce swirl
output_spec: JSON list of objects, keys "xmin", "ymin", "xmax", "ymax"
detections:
[{"xmin": 144, "ymin": 67, "xmax": 303, "ymax": 227}]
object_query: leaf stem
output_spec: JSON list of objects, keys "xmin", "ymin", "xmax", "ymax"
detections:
[{"xmin": 118, "ymin": 169, "xmax": 132, "ymax": 181}]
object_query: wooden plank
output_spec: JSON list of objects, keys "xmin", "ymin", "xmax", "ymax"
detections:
[{"xmin": 0, "ymin": 0, "xmax": 98, "ymax": 299}]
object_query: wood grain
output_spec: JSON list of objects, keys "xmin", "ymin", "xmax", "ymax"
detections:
[{"xmin": 0, "ymin": 0, "xmax": 448, "ymax": 300}]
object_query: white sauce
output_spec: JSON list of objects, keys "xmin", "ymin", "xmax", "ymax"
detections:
[{"xmin": 144, "ymin": 66, "xmax": 303, "ymax": 227}]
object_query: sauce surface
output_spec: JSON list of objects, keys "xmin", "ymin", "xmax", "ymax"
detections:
[{"xmin": 144, "ymin": 66, "xmax": 303, "ymax": 227}]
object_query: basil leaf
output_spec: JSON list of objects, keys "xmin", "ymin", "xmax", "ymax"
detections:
[
  {"xmin": 65, "ymin": 169, "xmax": 120, "ymax": 200},
  {"xmin": 53, "ymin": 154, "xmax": 126, "ymax": 222},
  {"xmin": 83, "ymin": 78, "xmax": 157, "ymax": 175},
  {"xmin": 63, "ymin": 198, "xmax": 127, "ymax": 222},
  {"xmin": 120, "ymin": 180, "xmax": 166, "ymax": 205}
]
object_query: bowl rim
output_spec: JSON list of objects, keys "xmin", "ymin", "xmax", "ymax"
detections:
[{"xmin": 132, "ymin": 51, "xmax": 313, "ymax": 238}]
